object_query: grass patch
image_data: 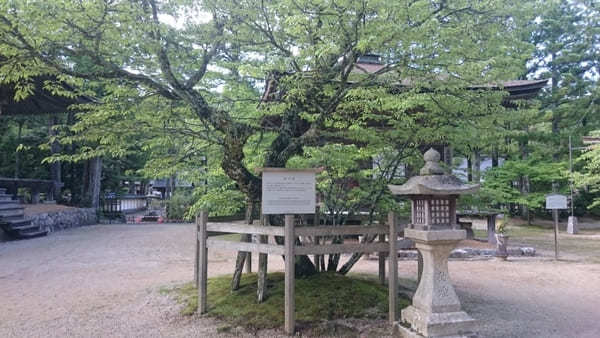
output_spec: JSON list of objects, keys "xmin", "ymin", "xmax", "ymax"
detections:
[
  {"xmin": 168, "ymin": 272, "xmax": 408, "ymax": 330},
  {"xmin": 210, "ymin": 233, "xmax": 241, "ymax": 241}
]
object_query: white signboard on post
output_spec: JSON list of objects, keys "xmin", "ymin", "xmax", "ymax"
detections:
[
  {"xmin": 261, "ymin": 169, "xmax": 318, "ymax": 215},
  {"xmin": 546, "ymin": 194, "xmax": 567, "ymax": 209}
]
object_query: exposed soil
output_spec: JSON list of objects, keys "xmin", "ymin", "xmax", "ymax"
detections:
[{"xmin": 0, "ymin": 223, "xmax": 599, "ymax": 337}]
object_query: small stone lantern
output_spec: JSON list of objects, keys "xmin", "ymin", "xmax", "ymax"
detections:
[{"xmin": 388, "ymin": 148, "xmax": 479, "ymax": 338}]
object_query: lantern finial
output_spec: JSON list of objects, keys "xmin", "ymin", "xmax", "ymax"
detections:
[{"xmin": 419, "ymin": 148, "xmax": 445, "ymax": 175}]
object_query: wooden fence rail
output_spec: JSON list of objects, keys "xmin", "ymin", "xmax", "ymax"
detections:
[
  {"xmin": 196, "ymin": 211, "xmax": 405, "ymax": 335},
  {"xmin": 206, "ymin": 238, "xmax": 285, "ymax": 255},
  {"xmin": 206, "ymin": 222, "xmax": 285, "ymax": 236}
]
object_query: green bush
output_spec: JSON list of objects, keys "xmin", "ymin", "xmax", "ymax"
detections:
[{"xmin": 166, "ymin": 189, "xmax": 196, "ymax": 221}]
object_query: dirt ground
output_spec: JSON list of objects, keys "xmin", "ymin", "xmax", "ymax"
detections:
[{"xmin": 1, "ymin": 223, "xmax": 599, "ymax": 338}]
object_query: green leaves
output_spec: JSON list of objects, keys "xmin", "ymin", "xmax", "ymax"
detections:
[
  {"xmin": 0, "ymin": 0, "xmax": 551, "ymax": 218},
  {"xmin": 575, "ymin": 139, "xmax": 600, "ymax": 209},
  {"xmin": 482, "ymin": 158, "xmax": 568, "ymax": 210}
]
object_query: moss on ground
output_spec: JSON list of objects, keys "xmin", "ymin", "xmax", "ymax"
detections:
[{"xmin": 168, "ymin": 272, "xmax": 408, "ymax": 330}]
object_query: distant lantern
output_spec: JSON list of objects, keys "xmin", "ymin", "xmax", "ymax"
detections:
[{"xmin": 388, "ymin": 148, "xmax": 478, "ymax": 230}]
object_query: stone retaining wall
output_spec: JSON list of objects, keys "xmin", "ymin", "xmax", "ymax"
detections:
[
  {"xmin": 29, "ymin": 208, "xmax": 97, "ymax": 233},
  {"xmin": 395, "ymin": 247, "xmax": 536, "ymax": 259}
]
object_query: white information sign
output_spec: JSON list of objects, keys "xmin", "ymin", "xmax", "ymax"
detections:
[
  {"xmin": 262, "ymin": 170, "xmax": 316, "ymax": 214},
  {"xmin": 546, "ymin": 194, "xmax": 567, "ymax": 209}
]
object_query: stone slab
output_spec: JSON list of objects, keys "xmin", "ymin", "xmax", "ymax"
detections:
[
  {"xmin": 400, "ymin": 306, "xmax": 477, "ymax": 337},
  {"xmin": 395, "ymin": 322, "xmax": 477, "ymax": 338},
  {"xmin": 405, "ymin": 229, "xmax": 466, "ymax": 242},
  {"xmin": 567, "ymin": 216, "xmax": 579, "ymax": 234},
  {"xmin": 396, "ymin": 247, "xmax": 535, "ymax": 259}
]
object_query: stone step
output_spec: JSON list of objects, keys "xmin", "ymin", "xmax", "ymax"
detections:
[
  {"xmin": 0, "ymin": 203, "xmax": 22, "ymax": 211},
  {"xmin": 10, "ymin": 223, "xmax": 38, "ymax": 232},
  {"xmin": 0, "ymin": 208, "xmax": 24, "ymax": 218},
  {"xmin": 1, "ymin": 218, "xmax": 32, "ymax": 228},
  {"xmin": 0, "ymin": 188, "xmax": 6, "ymax": 194},
  {"xmin": 0, "ymin": 194, "xmax": 13, "ymax": 201},
  {"xmin": 16, "ymin": 229, "xmax": 47, "ymax": 238},
  {"xmin": 0, "ymin": 216, "xmax": 46, "ymax": 239}
]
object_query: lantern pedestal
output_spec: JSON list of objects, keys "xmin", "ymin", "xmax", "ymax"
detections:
[{"xmin": 396, "ymin": 229, "xmax": 476, "ymax": 338}]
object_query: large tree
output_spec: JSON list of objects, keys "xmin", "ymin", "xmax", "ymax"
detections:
[
  {"xmin": 478, "ymin": 0, "xmax": 600, "ymax": 219},
  {"xmin": 0, "ymin": 0, "xmax": 534, "ymax": 274}
]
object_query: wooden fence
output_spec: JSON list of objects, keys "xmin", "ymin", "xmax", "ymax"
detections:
[{"xmin": 195, "ymin": 211, "xmax": 407, "ymax": 335}]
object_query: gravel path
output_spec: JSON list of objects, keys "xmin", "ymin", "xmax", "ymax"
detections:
[{"xmin": 0, "ymin": 223, "xmax": 599, "ymax": 337}]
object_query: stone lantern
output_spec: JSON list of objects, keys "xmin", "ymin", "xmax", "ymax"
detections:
[{"xmin": 389, "ymin": 148, "xmax": 479, "ymax": 338}]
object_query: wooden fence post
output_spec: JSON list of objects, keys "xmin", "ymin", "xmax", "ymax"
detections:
[
  {"xmin": 314, "ymin": 206, "xmax": 321, "ymax": 273},
  {"xmin": 388, "ymin": 211, "xmax": 398, "ymax": 325},
  {"xmin": 284, "ymin": 214, "xmax": 295, "ymax": 335},
  {"xmin": 195, "ymin": 215, "xmax": 200, "ymax": 289},
  {"xmin": 198, "ymin": 210, "xmax": 208, "ymax": 314}
]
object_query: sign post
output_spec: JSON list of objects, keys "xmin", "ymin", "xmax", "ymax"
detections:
[
  {"xmin": 258, "ymin": 167, "xmax": 321, "ymax": 335},
  {"xmin": 546, "ymin": 193, "xmax": 567, "ymax": 260}
]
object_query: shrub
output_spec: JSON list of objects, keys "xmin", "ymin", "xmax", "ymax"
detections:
[{"xmin": 166, "ymin": 189, "xmax": 196, "ymax": 221}]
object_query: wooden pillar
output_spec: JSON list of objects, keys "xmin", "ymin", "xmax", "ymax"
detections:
[
  {"xmin": 284, "ymin": 214, "xmax": 295, "ymax": 335},
  {"xmin": 314, "ymin": 206, "xmax": 321, "ymax": 273},
  {"xmin": 31, "ymin": 187, "xmax": 40, "ymax": 204},
  {"xmin": 388, "ymin": 211, "xmax": 398, "ymax": 325},
  {"xmin": 553, "ymin": 209, "xmax": 559, "ymax": 260},
  {"xmin": 449, "ymin": 197, "xmax": 457, "ymax": 229},
  {"xmin": 198, "ymin": 210, "xmax": 208, "ymax": 314},
  {"xmin": 424, "ymin": 198, "xmax": 431, "ymax": 230},
  {"xmin": 195, "ymin": 215, "xmax": 200, "ymax": 289},
  {"xmin": 411, "ymin": 200, "xmax": 416, "ymax": 225},
  {"xmin": 378, "ymin": 233, "xmax": 386, "ymax": 285},
  {"xmin": 257, "ymin": 214, "xmax": 268, "ymax": 302}
]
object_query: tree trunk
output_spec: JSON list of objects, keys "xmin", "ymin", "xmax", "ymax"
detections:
[
  {"xmin": 519, "ymin": 137, "xmax": 530, "ymax": 222},
  {"xmin": 472, "ymin": 149, "xmax": 481, "ymax": 183},
  {"xmin": 81, "ymin": 159, "xmax": 89, "ymax": 206},
  {"xmin": 467, "ymin": 156, "xmax": 473, "ymax": 182},
  {"xmin": 337, "ymin": 234, "xmax": 375, "ymax": 275},
  {"xmin": 231, "ymin": 199, "xmax": 254, "ymax": 291},
  {"xmin": 14, "ymin": 120, "xmax": 23, "ymax": 179},
  {"xmin": 326, "ymin": 235, "xmax": 342, "ymax": 272},
  {"xmin": 491, "ymin": 147, "xmax": 499, "ymax": 168},
  {"xmin": 88, "ymin": 157, "xmax": 102, "ymax": 209},
  {"xmin": 220, "ymin": 112, "xmax": 316, "ymax": 277},
  {"xmin": 443, "ymin": 145, "xmax": 453, "ymax": 167},
  {"xmin": 551, "ymin": 52, "xmax": 560, "ymax": 161},
  {"xmin": 49, "ymin": 116, "xmax": 62, "ymax": 201}
]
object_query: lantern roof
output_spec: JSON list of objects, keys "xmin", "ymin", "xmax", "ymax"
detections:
[{"xmin": 388, "ymin": 148, "xmax": 479, "ymax": 196}]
